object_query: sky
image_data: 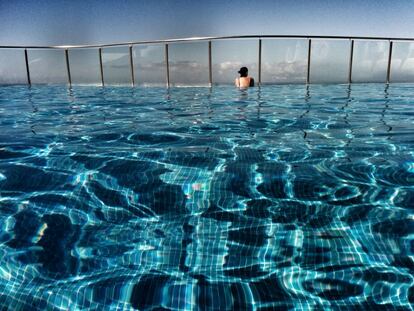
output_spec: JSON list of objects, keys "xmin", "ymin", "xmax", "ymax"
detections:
[
  {"xmin": 1, "ymin": 0, "xmax": 414, "ymax": 85},
  {"xmin": 1, "ymin": 0, "xmax": 414, "ymax": 46}
]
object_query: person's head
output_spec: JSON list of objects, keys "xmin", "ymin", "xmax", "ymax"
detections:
[{"xmin": 238, "ymin": 67, "xmax": 248, "ymax": 77}]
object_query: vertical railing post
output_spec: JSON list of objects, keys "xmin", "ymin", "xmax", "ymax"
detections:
[
  {"xmin": 165, "ymin": 44, "xmax": 170, "ymax": 88},
  {"xmin": 258, "ymin": 39, "xmax": 262, "ymax": 86},
  {"xmin": 348, "ymin": 39, "xmax": 354, "ymax": 84},
  {"xmin": 208, "ymin": 41, "xmax": 212, "ymax": 87},
  {"xmin": 129, "ymin": 45, "xmax": 135, "ymax": 86},
  {"xmin": 307, "ymin": 39, "xmax": 312, "ymax": 84},
  {"xmin": 65, "ymin": 49, "xmax": 72, "ymax": 87},
  {"xmin": 386, "ymin": 40, "xmax": 393, "ymax": 84},
  {"xmin": 99, "ymin": 48, "xmax": 104, "ymax": 87},
  {"xmin": 24, "ymin": 49, "xmax": 31, "ymax": 86}
]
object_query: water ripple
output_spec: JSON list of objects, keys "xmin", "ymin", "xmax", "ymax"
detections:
[{"xmin": 0, "ymin": 84, "xmax": 413, "ymax": 310}]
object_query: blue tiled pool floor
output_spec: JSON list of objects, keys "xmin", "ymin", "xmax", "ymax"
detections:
[{"xmin": 0, "ymin": 84, "xmax": 414, "ymax": 310}]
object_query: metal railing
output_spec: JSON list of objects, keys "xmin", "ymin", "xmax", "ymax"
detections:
[{"xmin": 1, "ymin": 35, "xmax": 414, "ymax": 87}]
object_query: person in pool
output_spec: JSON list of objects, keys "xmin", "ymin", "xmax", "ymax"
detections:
[{"xmin": 235, "ymin": 66, "xmax": 254, "ymax": 88}]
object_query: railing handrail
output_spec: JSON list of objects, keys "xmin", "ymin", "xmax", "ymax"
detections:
[{"xmin": 1, "ymin": 34, "xmax": 414, "ymax": 49}]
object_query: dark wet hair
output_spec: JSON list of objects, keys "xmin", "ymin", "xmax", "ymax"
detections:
[{"xmin": 238, "ymin": 67, "xmax": 248, "ymax": 77}]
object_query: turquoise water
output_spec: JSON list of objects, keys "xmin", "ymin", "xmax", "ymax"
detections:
[{"xmin": 0, "ymin": 84, "xmax": 414, "ymax": 310}]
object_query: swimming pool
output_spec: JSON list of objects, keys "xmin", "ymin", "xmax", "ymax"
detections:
[{"xmin": 0, "ymin": 84, "xmax": 413, "ymax": 310}]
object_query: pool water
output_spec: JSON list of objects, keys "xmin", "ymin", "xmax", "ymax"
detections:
[{"xmin": 0, "ymin": 84, "xmax": 414, "ymax": 310}]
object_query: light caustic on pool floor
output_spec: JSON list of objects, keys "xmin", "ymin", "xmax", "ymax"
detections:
[{"xmin": 0, "ymin": 84, "xmax": 413, "ymax": 310}]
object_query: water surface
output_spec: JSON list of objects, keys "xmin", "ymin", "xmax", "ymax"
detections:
[{"xmin": 0, "ymin": 84, "xmax": 414, "ymax": 310}]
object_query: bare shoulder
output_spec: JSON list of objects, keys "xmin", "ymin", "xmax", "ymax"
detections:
[{"xmin": 249, "ymin": 76, "xmax": 255, "ymax": 87}]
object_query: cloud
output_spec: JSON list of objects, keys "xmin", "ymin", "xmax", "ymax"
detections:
[
  {"xmin": 170, "ymin": 60, "xmax": 204, "ymax": 69},
  {"xmin": 137, "ymin": 62, "xmax": 165, "ymax": 70},
  {"xmin": 28, "ymin": 58, "xmax": 42, "ymax": 65},
  {"xmin": 135, "ymin": 45, "xmax": 163, "ymax": 58},
  {"xmin": 261, "ymin": 60, "xmax": 307, "ymax": 82},
  {"xmin": 102, "ymin": 53, "xmax": 130, "ymax": 69},
  {"xmin": 218, "ymin": 61, "xmax": 242, "ymax": 70}
]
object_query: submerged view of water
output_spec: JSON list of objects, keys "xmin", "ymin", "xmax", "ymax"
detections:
[{"xmin": 0, "ymin": 84, "xmax": 413, "ymax": 310}]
